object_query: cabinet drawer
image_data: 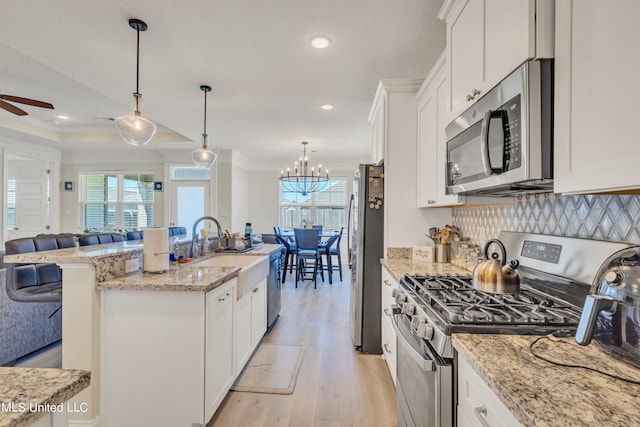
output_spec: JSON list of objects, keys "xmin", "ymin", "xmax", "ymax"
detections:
[
  {"xmin": 381, "ymin": 315, "xmax": 397, "ymax": 387},
  {"xmin": 381, "ymin": 266, "xmax": 398, "ymax": 313},
  {"xmin": 457, "ymin": 357, "xmax": 522, "ymax": 427}
]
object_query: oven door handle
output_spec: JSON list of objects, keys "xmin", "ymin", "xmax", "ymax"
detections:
[{"xmin": 391, "ymin": 311, "xmax": 435, "ymax": 372}]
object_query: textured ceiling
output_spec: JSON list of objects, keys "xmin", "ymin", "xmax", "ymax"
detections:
[{"xmin": 0, "ymin": 0, "xmax": 445, "ymax": 169}]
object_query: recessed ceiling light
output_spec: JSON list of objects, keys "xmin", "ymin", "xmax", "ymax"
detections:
[
  {"xmin": 309, "ymin": 34, "xmax": 332, "ymax": 49},
  {"xmin": 320, "ymin": 104, "xmax": 334, "ymax": 110},
  {"xmin": 56, "ymin": 114, "xmax": 70, "ymax": 120}
]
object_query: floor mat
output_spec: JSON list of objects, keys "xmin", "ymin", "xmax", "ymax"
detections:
[{"xmin": 231, "ymin": 343, "xmax": 304, "ymax": 395}]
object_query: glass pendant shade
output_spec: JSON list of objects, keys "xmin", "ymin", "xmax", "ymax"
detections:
[
  {"xmin": 192, "ymin": 85, "xmax": 217, "ymax": 168},
  {"xmin": 115, "ymin": 94, "xmax": 156, "ymax": 146},
  {"xmin": 116, "ymin": 19, "xmax": 155, "ymax": 147},
  {"xmin": 192, "ymin": 135, "xmax": 217, "ymax": 168}
]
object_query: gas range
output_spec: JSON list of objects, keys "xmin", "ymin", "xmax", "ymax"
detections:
[
  {"xmin": 392, "ymin": 231, "xmax": 631, "ymax": 358},
  {"xmin": 391, "ymin": 232, "xmax": 632, "ymax": 427}
]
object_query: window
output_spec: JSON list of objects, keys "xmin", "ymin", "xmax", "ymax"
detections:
[
  {"xmin": 78, "ymin": 171, "xmax": 154, "ymax": 231},
  {"xmin": 7, "ymin": 179, "xmax": 15, "ymax": 228},
  {"xmin": 279, "ymin": 178, "xmax": 347, "ymax": 231}
]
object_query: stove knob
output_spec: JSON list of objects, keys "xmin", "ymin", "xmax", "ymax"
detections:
[
  {"xmin": 410, "ymin": 315, "xmax": 426, "ymax": 330},
  {"xmin": 604, "ymin": 270, "xmax": 624, "ymax": 287},
  {"xmin": 417, "ymin": 323, "xmax": 435, "ymax": 340},
  {"xmin": 395, "ymin": 293, "xmax": 408, "ymax": 304},
  {"xmin": 401, "ymin": 303, "xmax": 415, "ymax": 315}
]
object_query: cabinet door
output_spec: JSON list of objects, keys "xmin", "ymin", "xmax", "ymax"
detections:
[
  {"xmin": 484, "ymin": 0, "xmax": 534, "ymax": 87},
  {"xmin": 458, "ymin": 356, "xmax": 523, "ymax": 427},
  {"xmin": 371, "ymin": 99, "xmax": 386, "ymax": 163},
  {"xmin": 449, "ymin": 0, "xmax": 484, "ymax": 115},
  {"xmin": 555, "ymin": 0, "xmax": 640, "ymax": 194},
  {"xmin": 417, "ymin": 85, "xmax": 439, "ymax": 207},
  {"xmin": 234, "ymin": 290, "xmax": 253, "ymax": 374},
  {"xmin": 417, "ymin": 54, "xmax": 463, "ymax": 207},
  {"xmin": 251, "ymin": 279, "xmax": 267, "ymax": 347},
  {"xmin": 205, "ymin": 279, "xmax": 236, "ymax": 422}
]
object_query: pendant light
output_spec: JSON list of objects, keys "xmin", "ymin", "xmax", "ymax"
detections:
[
  {"xmin": 115, "ymin": 18, "xmax": 156, "ymax": 147},
  {"xmin": 192, "ymin": 85, "xmax": 217, "ymax": 168}
]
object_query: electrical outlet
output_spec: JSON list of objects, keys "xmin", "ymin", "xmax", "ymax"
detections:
[{"xmin": 125, "ymin": 258, "xmax": 140, "ymax": 273}]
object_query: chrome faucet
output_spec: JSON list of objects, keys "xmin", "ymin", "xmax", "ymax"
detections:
[{"xmin": 190, "ymin": 216, "xmax": 224, "ymax": 258}]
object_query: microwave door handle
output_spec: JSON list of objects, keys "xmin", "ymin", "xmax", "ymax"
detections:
[{"xmin": 480, "ymin": 110, "xmax": 507, "ymax": 175}]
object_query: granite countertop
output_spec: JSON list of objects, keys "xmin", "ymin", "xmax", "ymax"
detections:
[
  {"xmin": 453, "ymin": 334, "xmax": 640, "ymax": 427},
  {"xmin": 381, "ymin": 258, "xmax": 470, "ymax": 282},
  {"xmin": 97, "ymin": 264, "xmax": 240, "ymax": 292},
  {"xmin": 0, "ymin": 368, "xmax": 90, "ymax": 427},
  {"xmin": 2, "ymin": 241, "xmax": 143, "ymax": 265}
]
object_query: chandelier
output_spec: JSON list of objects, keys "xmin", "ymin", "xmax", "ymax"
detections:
[
  {"xmin": 280, "ymin": 142, "xmax": 330, "ymax": 196},
  {"xmin": 192, "ymin": 85, "xmax": 217, "ymax": 168},
  {"xmin": 115, "ymin": 18, "xmax": 156, "ymax": 147}
]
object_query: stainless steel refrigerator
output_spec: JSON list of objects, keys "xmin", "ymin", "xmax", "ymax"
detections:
[{"xmin": 349, "ymin": 163, "xmax": 384, "ymax": 353}]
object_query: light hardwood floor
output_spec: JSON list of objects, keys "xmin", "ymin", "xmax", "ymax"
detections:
[{"xmin": 209, "ymin": 268, "xmax": 398, "ymax": 427}]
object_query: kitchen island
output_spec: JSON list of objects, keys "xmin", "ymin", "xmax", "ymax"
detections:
[{"xmin": 2, "ymin": 242, "xmax": 279, "ymax": 427}]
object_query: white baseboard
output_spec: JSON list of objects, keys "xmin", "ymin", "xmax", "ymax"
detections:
[{"xmin": 68, "ymin": 415, "xmax": 101, "ymax": 427}]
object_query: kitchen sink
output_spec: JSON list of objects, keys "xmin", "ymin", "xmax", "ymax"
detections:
[{"xmin": 193, "ymin": 255, "xmax": 269, "ymax": 298}]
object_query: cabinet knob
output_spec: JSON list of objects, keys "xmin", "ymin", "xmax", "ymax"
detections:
[
  {"xmin": 383, "ymin": 279, "xmax": 392, "ymax": 287},
  {"xmin": 472, "ymin": 88, "xmax": 481, "ymax": 96},
  {"xmin": 383, "ymin": 343, "xmax": 392, "ymax": 354},
  {"xmin": 428, "ymin": 200, "xmax": 436, "ymax": 205},
  {"xmin": 383, "ymin": 308, "xmax": 391, "ymax": 317},
  {"xmin": 466, "ymin": 94, "xmax": 474, "ymax": 101}
]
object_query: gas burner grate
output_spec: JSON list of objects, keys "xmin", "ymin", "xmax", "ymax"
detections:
[{"xmin": 403, "ymin": 273, "xmax": 582, "ymax": 327}]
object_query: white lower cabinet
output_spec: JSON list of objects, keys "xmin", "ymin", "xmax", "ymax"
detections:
[
  {"xmin": 235, "ymin": 278, "xmax": 267, "ymax": 374},
  {"xmin": 102, "ymin": 278, "xmax": 238, "ymax": 427},
  {"xmin": 204, "ymin": 280, "xmax": 236, "ymax": 422},
  {"xmin": 381, "ymin": 266, "xmax": 398, "ymax": 386},
  {"xmin": 457, "ymin": 356, "xmax": 523, "ymax": 427}
]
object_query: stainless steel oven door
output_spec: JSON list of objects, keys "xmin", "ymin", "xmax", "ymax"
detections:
[{"xmin": 392, "ymin": 311, "xmax": 453, "ymax": 427}]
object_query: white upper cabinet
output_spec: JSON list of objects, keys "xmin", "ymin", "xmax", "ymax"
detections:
[
  {"xmin": 440, "ymin": 0, "xmax": 554, "ymax": 117},
  {"xmin": 370, "ymin": 96, "xmax": 386, "ymax": 164},
  {"xmin": 554, "ymin": 0, "xmax": 640, "ymax": 194},
  {"xmin": 417, "ymin": 53, "xmax": 463, "ymax": 207}
]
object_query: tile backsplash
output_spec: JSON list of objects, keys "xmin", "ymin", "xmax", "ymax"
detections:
[{"xmin": 452, "ymin": 193, "xmax": 640, "ymax": 247}]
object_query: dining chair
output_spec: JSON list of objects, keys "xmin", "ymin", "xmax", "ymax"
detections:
[
  {"xmin": 312, "ymin": 225, "xmax": 323, "ymax": 233},
  {"xmin": 319, "ymin": 232, "xmax": 339, "ymax": 285},
  {"xmin": 294, "ymin": 228, "xmax": 324, "ymax": 289},
  {"xmin": 274, "ymin": 228, "xmax": 297, "ymax": 283},
  {"xmin": 329, "ymin": 227, "xmax": 344, "ymax": 281}
]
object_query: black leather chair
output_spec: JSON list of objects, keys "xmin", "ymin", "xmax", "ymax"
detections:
[
  {"xmin": 4, "ymin": 237, "xmax": 62, "ymax": 305},
  {"xmin": 78, "ymin": 234, "xmax": 100, "ymax": 246},
  {"xmin": 127, "ymin": 230, "xmax": 144, "ymax": 240}
]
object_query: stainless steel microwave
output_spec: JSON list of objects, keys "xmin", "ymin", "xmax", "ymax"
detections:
[{"xmin": 445, "ymin": 59, "xmax": 553, "ymax": 196}]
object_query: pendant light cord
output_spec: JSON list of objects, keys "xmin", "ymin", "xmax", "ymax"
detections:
[
  {"xmin": 203, "ymin": 89, "xmax": 207, "ymax": 136},
  {"xmin": 135, "ymin": 27, "xmax": 140, "ymax": 95}
]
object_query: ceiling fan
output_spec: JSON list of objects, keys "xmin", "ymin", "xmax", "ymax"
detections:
[{"xmin": 0, "ymin": 92, "xmax": 54, "ymax": 116}]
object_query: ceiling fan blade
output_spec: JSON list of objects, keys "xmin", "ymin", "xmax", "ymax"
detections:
[
  {"xmin": 0, "ymin": 99, "xmax": 28, "ymax": 116},
  {"xmin": 0, "ymin": 94, "xmax": 54, "ymax": 109}
]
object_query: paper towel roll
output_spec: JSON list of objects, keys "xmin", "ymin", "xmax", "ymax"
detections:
[{"xmin": 144, "ymin": 227, "xmax": 169, "ymax": 273}]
